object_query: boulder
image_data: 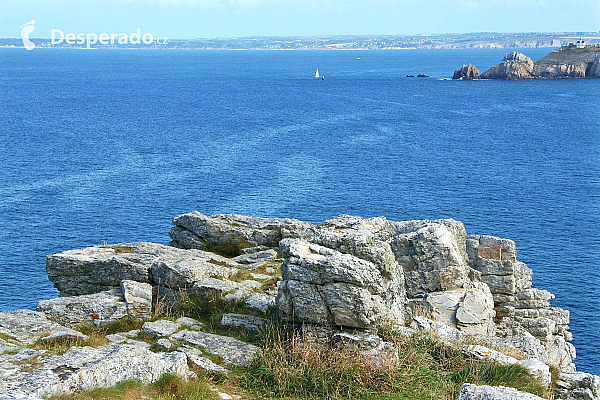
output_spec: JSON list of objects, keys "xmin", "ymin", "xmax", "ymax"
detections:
[
  {"xmin": 391, "ymin": 220, "xmax": 470, "ymax": 298},
  {"xmin": 0, "ymin": 344, "xmax": 189, "ymax": 399},
  {"xmin": 455, "ymin": 383, "xmax": 546, "ymax": 400},
  {"xmin": 221, "ymin": 314, "xmax": 268, "ymax": 331},
  {"xmin": 422, "ymin": 287, "xmax": 496, "ymax": 336},
  {"xmin": 37, "ymin": 280, "xmax": 152, "ymax": 328},
  {"xmin": 277, "ymin": 238, "xmax": 405, "ymax": 328},
  {"xmin": 171, "ymin": 330, "xmax": 258, "ymax": 367},
  {"xmin": 453, "ymin": 64, "xmax": 481, "ymax": 80},
  {"xmin": 178, "ymin": 345, "xmax": 230, "ymax": 374},
  {"xmin": 0, "ymin": 310, "xmax": 87, "ymax": 345},
  {"xmin": 141, "ymin": 320, "xmax": 181, "ymax": 337},
  {"xmin": 46, "ymin": 242, "xmax": 240, "ymax": 297},
  {"xmin": 556, "ymin": 371, "xmax": 600, "ymax": 400},
  {"xmin": 169, "ymin": 211, "xmax": 314, "ymax": 250}
]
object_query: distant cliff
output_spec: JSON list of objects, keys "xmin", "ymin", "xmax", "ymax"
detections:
[{"xmin": 455, "ymin": 46, "xmax": 600, "ymax": 80}]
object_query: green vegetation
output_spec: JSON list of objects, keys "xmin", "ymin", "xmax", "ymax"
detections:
[
  {"xmin": 203, "ymin": 240, "xmax": 251, "ymax": 258},
  {"xmin": 50, "ymin": 374, "xmax": 215, "ymax": 400}
]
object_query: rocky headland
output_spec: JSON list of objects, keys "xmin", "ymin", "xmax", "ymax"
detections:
[
  {"xmin": 453, "ymin": 45, "xmax": 600, "ymax": 80},
  {"xmin": 1, "ymin": 212, "xmax": 599, "ymax": 400}
]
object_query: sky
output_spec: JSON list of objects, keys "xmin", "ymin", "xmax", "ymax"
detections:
[{"xmin": 1, "ymin": 0, "xmax": 599, "ymax": 39}]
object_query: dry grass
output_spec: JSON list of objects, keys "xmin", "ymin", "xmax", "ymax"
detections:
[{"xmin": 99, "ymin": 245, "xmax": 135, "ymax": 254}]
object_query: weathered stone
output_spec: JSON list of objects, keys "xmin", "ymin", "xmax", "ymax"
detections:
[
  {"xmin": 455, "ymin": 383, "xmax": 546, "ymax": 400},
  {"xmin": 233, "ymin": 249, "xmax": 278, "ymax": 265},
  {"xmin": 178, "ymin": 345, "xmax": 230, "ymax": 374},
  {"xmin": 480, "ymin": 274, "xmax": 516, "ymax": 295},
  {"xmin": 245, "ymin": 293, "xmax": 275, "ymax": 313},
  {"xmin": 37, "ymin": 281, "xmax": 152, "ymax": 328},
  {"xmin": 105, "ymin": 333, "xmax": 127, "ymax": 344},
  {"xmin": 141, "ymin": 320, "xmax": 181, "ymax": 337},
  {"xmin": 221, "ymin": 314, "xmax": 268, "ymax": 331},
  {"xmin": 556, "ymin": 371, "xmax": 600, "ymax": 400},
  {"xmin": 410, "ymin": 316, "xmax": 464, "ymax": 343},
  {"xmin": 518, "ymin": 359, "xmax": 551, "ymax": 387},
  {"xmin": 391, "ymin": 220, "xmax": 469, "ymax": 297},
  {"xmin": 423, "ymin": 287, "xmax": 496, "ymax": 336},
  {"xmin": 120, "ymin": 280, "xmax": 153, "ymax": 321},
  {"xmin": 176, "ymin": 317, "xmax": 204, "ymax": 331},
  {"xmin": 461, "ymin": 345, "xmax": 518, "ymax": 365},
  {"xmin": 0, "ymin": 310, "xmax": 85, "ymax": 346},
  {"xmin": 481, "ymin": 52, "xmax": 536, "ymax": 79},
  {"xmin": 250, "ymin": 273, "xmax": 273, "ymax": 280},
  {"xmin": 0, "ymin": 344, "xmax": 189, "ymax": 399},
  {"xmin": 171, "ymin": 330, "xmax": 258, "ymax": 366},
  {"xmin": 155, "ymin": 339, "xmax": 173, "ymax": 349},
  {"xmin": 46, "ymin": 242, "xmax": 239, "ymax": 297},
  {"xmin": 277, "ymin": 238, "xmax": 405, "ymax": 328},
  {"xmin": 170, "ymin": 211, "xmax": 314, "ymax": 249}
]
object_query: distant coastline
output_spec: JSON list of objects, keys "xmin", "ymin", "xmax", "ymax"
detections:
[{"xmin": 1, "ymin": 31, "xmax": 599, "ymax": 50}]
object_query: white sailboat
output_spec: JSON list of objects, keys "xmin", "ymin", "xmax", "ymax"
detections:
[{"xmin": 315, "ymin": 69, "xmax": 320, "ymax": 78}]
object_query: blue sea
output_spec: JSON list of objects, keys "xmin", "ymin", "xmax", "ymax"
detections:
[{"xmin": 0, "ymin": 48, "xmax": 598, "ymax": 373}]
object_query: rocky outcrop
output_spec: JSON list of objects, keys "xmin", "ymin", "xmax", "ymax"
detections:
[
  {"xmin": 455, "ymin": 383, "xmax": 546, "ymax": 400},
  {"xmin": 9, "ymin": 211, "xmax": 600, "ymax": 399},
  {"xmin": 473, "ymin": 47, "xmax": 600, "ymax": 79},
  {"xmin": 467, "ymin": 235, "xmax": 575, "ymax": 371},
  {"xmin": 169, "ymin": 211, "xmax": 313, "ymax": 249},
  {"xmin": 37, "ymin": 280, "xmax": 152, "ymax": 327},
  {"xmin": 0, "ymin": 309, "xmax": 87, "ymax": 345},
  {"xmin": 0, "ymin": 344, "xmax": 189, "ymax": 400},
  {"xmin": 453, "ymin": 64, "xmax": 481, "ymax": 80},
  {"xmin": 481, "ymin": 52, "xmax": 535, "ymax": 79},
  {"xmin": 276, "ymin": 215, "xmax": 407, "ymax": 330}
]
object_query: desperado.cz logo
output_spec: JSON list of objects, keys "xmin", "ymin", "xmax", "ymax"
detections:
[{"xmin": 20, "ymin": 20, "xmax": 168, "ymax": 50}]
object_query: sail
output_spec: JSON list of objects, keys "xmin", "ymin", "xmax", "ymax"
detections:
[{"xmin": 315, "ymin": 69, "xmax": 320, "ymax": 78}]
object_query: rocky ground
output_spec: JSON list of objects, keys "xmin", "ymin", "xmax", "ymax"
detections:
[{"xmin": 1, "ymin": 212, "xmax": 599, "ymax": 400}]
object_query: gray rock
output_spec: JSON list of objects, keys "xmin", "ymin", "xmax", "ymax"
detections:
[
  {"xmin": 422, "ymin": 288, "xmax": 496, "ymax": 336},
  {"xmin": 233, "ymin": 249, "xmax": 278, "ymax": 265},
  {"xmin": 37, "ymin": 281, "xmax": 152, "ymax": 328},
  {"xmin": 221, "ymin": 314, "xmax": 268, "ymax": 331},
  {"xmin": 0, "ymin": 310, "xmax": 85, "ymax": 345},
  {"xmin": 170, "ymin": 211, "xmax": 314, "ymax": 249},
  {"xmin": 245, "ymin": 293, "xmax": 275, "ymax": 313},
  {"xmin": 556, "ymin": 371, "xmax": 600, "ymax": 400},
  {"xmin": 410, "ymin": 316, "xmax": 465, "ymax": 343},
  {"xmin": 0, "ymin": 344, "xmax": 189, "ymax": 399},
  {"xmin": 120, "ymin": 280, "xmax": 153, "ymax": 320},
  {"xmin": 517, "ymin": 359, "xmax": 551, "ymax": 387},
  {"xmin": 105, "ymin": 333, "xmax": 127, "ymax": 344},
  {"xmin": 141, "ymin": 320, "xmax": 181, "ymax": 337},
  {"xmin": 155, "ymin": 339, "xmax": 173, "ymax": 349},
  {"xmin": 391, "ymin": 220, "xmax": 470, "ymax": 297},
  {"xmin": 277, "ymin": 238, "xmax": 405, "ymax": 328},
  {"xmin": 178, "ymin": 345, "xmax": 230, "ymax": 374},
  {"xmin": 176, "ymin": 317, "xmax": 204, "ymax": 330},
  {"xmin": 250, "ymin": 273, "xmax": 273, "ymax": 280},
  {"xmin": 171, "ymin": 330, "xmax": 258, "ymax": 366},
  {"xmin": 40, "ymin": 331, "xmax": 87, "ymax": 344},
  {"xmin": 126, "ymin": 339, "xmax": 151, "ymax": 348},
  {"xmin": 46, "ymin": 242, "xmax": 240, "ymax": 298},
  {"xmin": 455, "ymin": 383, "xmax": 546, "ymax": 399},
  {"xmin": 461, "ymin": 345, "xmax": 519, "ymax": 365}
]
